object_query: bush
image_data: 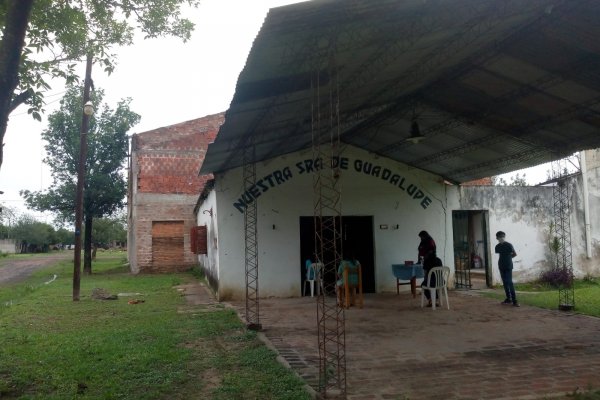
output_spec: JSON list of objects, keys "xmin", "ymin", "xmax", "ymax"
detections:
[{"xmin": 539, "ymin": 267, "xmax": 573, "ymax": 288}]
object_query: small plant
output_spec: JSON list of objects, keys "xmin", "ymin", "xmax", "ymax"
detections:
[
  {"xmin": 582, "ymin": 274, "xmax": 598, "ymax": 284},
  {"xmin": 565, "ymin": 385, "xmax": 600, "ymax": 399},
  {"xmin": 539, "ymin": 267, "xmax": 572, "ymax": 288},
  {"xmin": 190, "ymin": 264, "xmax": 205, "ymax": 279}
]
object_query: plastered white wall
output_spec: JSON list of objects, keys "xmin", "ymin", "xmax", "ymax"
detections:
[
  {"xmin": 197, "ymin": 189, "xmax": 220, "ymax": 292},
  {"xmin": 452, "ymin": 186, "xmax": 554, "ymax": 284},
  {"xmin": 196, "ymin": 146, "xmax": 600, "ymax": 299},
  {"xmin": 200, "ymin": 145, "xmax": 453, "ymax": 299},
  {"xmin": 453, "ymin": 176, "xmax": 600, "ymax": 285},
  {"xmin": 571, "ymin": 150, "xmax": 600, "ymax": 276}
]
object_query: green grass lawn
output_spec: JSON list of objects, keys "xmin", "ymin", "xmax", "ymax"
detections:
[
  {"xmin": 0, "ymin": 253, "xmax": 311, "ymax": 400},
  {"xmin": 484, "ymin": 277, "xmax": 600, "ymax": 318}
]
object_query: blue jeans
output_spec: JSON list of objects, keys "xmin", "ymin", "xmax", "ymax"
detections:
[{"xmin": 499, "ymin": 268, "xmax": 516, "ymax": 303}]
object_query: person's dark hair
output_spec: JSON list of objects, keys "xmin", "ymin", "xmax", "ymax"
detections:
[
  {"xmin": 496, "ymin": 231, "xmax": 506, "ymax": 238},
  {"xmin": 418, "ymin": 230, "xmax": 431, "ymax": 239}
]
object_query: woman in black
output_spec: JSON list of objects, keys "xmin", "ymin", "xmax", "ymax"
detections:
[
  {"xmin": 422, "ymin": 251, "xmax": 443, "ymax": 307},
  {"xmin": 417, "ymin": 230, "xmax": 436, "ymax": 264}
]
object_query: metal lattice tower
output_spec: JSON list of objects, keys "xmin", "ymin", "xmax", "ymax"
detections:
[
  {"xmin": 551, "ymin": 158, "xmax": 575, "ymax": 311},
  {"xmin": 312, "ymin": 60, "xmax": 346, "ymax": 398},
  {"xmin": 243, "ymin": 141, "xmax": 261, "ymax": 330}
]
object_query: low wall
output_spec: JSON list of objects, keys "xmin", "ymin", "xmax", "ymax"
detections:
[{"xmin": 0, "ymin": 239, "xmax": 17, "ymax": 253}]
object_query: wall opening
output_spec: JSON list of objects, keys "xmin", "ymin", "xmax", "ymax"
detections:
[
  {"xmin": 452, "ymin": 210, "xmax": 490, "ymax": 289},
  {"xmin": 300, "ymin": 216, "xmax": 375, "ymax": 294},
  {"xmin": 151, "ymin": 221, "xmax": 184, "ymax": 268}
]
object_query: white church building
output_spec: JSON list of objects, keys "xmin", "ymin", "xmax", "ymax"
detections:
[{"xmin": 195, "ymin": 146, "xmax": 600, "ymax": 300}]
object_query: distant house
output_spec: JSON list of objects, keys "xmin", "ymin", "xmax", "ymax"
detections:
[
  {"xmin": 0, "ymin": 239, "xmax": 17, "ymax": 254},
  {"xmin": 127, "ymin": 113, "xmax": 224, "ymax": 273}
]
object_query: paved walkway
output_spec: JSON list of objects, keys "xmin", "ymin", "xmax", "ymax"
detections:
[{"xmin": 182, "ymin": 284, "xmax": 600, "ymax": 399}]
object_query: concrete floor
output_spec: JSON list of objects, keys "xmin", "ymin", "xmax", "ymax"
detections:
[{"xmin": 184, "ymin": 284, "xmax": 600, "ymax": 399}]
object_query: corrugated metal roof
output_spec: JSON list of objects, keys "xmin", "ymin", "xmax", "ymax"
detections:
[{"xmin": 201, "ymin": 0, "xmax": 600, "ymax": 183}]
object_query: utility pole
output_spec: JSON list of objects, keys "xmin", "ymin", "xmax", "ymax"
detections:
[{"xmin": 73, "ymin": 53, "xmax": 93, "ymax": 301}]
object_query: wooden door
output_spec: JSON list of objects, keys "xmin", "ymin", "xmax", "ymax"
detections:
[{"xmin": 152, "ymin": 221, "xmax": 184, "ymax": 268}]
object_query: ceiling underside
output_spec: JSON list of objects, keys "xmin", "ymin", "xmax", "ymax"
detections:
[{"xmin": 201, "ymin": 0, "xmax": 600, "ymax": 183}]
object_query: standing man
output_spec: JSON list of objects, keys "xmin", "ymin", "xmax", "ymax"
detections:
[{"xmin": 495, "ymin": 231, "xmax": 519, "ymax": 307}]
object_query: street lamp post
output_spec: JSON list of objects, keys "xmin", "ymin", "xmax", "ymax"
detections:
[{"xmin": 73, "ymin": 53, "xmax": 94, "ymax": 301}]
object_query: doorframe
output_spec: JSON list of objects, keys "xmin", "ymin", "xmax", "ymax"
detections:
[
  {"xmin": 299, "ymin": 215, "xmax": 376, "ymax": 294},
  {"xmin": 451, "ymin": 210, "xmax": 492, "ymax": 289}
]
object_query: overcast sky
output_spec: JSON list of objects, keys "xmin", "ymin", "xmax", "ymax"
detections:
[
  {"xmin": 0, "ymin": 0, "xmax": 549, "ymax": 222},
  {"xmin": 0, "ymin": 0, "xmax": 305, "ymax": 221}
]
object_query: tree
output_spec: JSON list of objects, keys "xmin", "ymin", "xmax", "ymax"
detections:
[
  {"xmin": 0, "ymin": 204, "xmax": 18, "ymax": 239},
  {"xmin": 491, "ymin": 172, "xmax": 528, "ymax": 186},
  {"xmin": 0, "ymin": 0, "xmax": 199, "ymax": 170},
  {"xmin": 92, "ymin": 215, "xmax": 127, "ymax": 247},
  {"xmin": 55, "ymin": 227, "xmax": 74, "ymax": 247},
  {"xmin": 21, "ymin": 84, "xmax": 139, "ymax": 273},
  {"xmin": 11, "ymin": 214, "xmax": 55, "ymax": 252}
]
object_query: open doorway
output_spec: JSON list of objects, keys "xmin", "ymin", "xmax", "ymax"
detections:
[
  {"xmin": 299, "ymin": 216, "xmax": 375, "ymax": 295},
  {"xmin": 452, "ymin": 210, "xmax": 491, "ymax": 289}
]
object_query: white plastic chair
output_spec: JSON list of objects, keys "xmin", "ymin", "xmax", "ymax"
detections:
[
  {"xmin": 304, "ymin": 262, "xmax": 323, "ymax": 297},
  {"xmin": 420, "ymin": 266, "xmax": 450, "ymax": 310}
]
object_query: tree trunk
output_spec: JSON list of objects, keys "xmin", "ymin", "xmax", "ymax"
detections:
[
  {"xmin": 83, "ymin": 215, "xmax": 93, "ymax": 275},
  {"xmin": 0, "ymin": 0, "xmax": 35, "ymax": 170}
]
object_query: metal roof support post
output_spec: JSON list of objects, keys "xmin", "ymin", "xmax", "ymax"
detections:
[
  {"xmin": 244, "ymin": 140, "xmax": 261, "ymax": 331},
  {"xmin": 312, "ymin": 59, "xmax": 346, "ymax": 398},
  {"xmin": 552, "ymin": 158, "xmax": 575, "ymax": 311}
]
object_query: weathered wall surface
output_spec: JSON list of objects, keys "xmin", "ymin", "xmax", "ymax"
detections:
[
  {"xmin": 0, "ymin": 239, "xmax": 16, "ymax": 253},
  {"xmin": 197, "ymin": 188, "xmax": 220, "ymax": 294},
  {"xmin": 453, "ymin": 186, "xmax": 555, "ymax": 284},
  {"xmin": 128, "ymin": 113, "xmax": 224, "ymax": 273},
  {"xmin": 132, "ymin": 194, "xmax": 198, "ymax": 273},
  {"xmin": 199, "ymin": 145, "xmax": 453, "ymax": 300},
  {"xmin": 571, "ymin": 149, "xmax": 600, "ymax": 277},
  {"xmin": 454, "ymin": 150, "xmax": 600, "ymax": 285},
  {"xmin": 195, "ymin": 146, "xmax": 600, "ymax": 299}
]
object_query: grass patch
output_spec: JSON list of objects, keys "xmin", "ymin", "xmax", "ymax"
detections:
[
  {"xmin": 483, "ymin": 277, "xmax": 600, "ymax": 317},
  {"xmin": 0, "ymin": 253, "xmax": 310, "ymax": 399},
  {"xmin": 564, "ymin": 387, "xmax": 600, "ymax": 400}
]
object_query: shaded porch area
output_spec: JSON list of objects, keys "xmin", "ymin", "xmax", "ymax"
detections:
[{"xmin": 233, "ymin": 291, "xmax": 600, "ymax": 399}]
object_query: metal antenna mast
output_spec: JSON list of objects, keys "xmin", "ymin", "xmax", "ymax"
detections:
[
  {"xmin": 551, "ymin": 157, "xmax": 575, "ymax": 311},
  {"xmin": 313, "ymin": 56, "xmax": 346, "ymax": 398},
  {"xmin": 244, "ymin": 138, "xmax": 261, "ymax": 330}
]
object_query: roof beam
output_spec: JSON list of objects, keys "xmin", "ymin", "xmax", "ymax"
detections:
[{"xmin": 339, "ymin": 0, "xmax": 560, "ymax": 143}]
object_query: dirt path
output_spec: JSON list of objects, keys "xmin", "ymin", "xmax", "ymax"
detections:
[{"xmin": 0, "ymin": 252, "xmax": 72, "ymax": 286}]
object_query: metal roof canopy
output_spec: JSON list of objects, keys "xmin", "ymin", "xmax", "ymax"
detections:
[{"xmin": 201, "ymin": 0, "xmax": 600, "ymax": 183}]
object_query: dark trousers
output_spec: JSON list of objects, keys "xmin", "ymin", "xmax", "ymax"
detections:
[
  {"xmin": 421, "ymin": 272, "xmax": 436, "ymax": 300},
  {"xmin": 500, "ymin": 268, "xmax": 517, "ymax": 302}
]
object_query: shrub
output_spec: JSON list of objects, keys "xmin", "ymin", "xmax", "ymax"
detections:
[{"xmin": 539, "ymin": 267, "xmax": 573, "ymax": 288}]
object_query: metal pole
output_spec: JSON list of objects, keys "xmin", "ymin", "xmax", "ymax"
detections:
[{"xmin": 73, "ymin": 53, "xmax": 93, "ymax": 301}]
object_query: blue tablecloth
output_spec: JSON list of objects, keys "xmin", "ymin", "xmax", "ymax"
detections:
[{"xmin": 392, "ymin": 264, "xmax": 424, "ymax": 280}]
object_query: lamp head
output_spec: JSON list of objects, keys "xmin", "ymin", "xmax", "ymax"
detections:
[
  {"xmin": 406, "ymin": 120, "xmax": 425, "ymax": 144},
  {"xmin": 83, "ymin": 101, "xmax": 94, "ymax": 116}
]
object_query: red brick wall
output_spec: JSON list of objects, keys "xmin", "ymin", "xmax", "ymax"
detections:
[
  {"xmin": 133, "ymin": 199, "xmax": 199, "ymax": 273},
  {"xmin": 461, "ymin": 177, "xmax": 493, "ymax": 186},
  {"xmin": 129, "ymin": 113, "xmax": 224, "ymax": 274},
  {"xmin": 133, "ymin": 113, "xmax": 224, "ymax": 195}
]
